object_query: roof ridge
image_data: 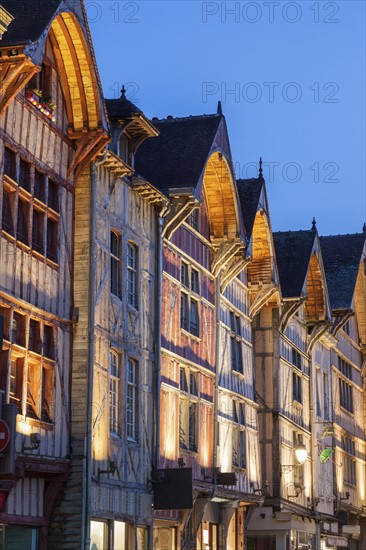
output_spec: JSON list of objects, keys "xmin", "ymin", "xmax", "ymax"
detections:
[{"xmin": 151, "ymin": 113, "xmax": 221, "ymax": 123}]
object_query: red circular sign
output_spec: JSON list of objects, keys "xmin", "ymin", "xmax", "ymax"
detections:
[{"xmin": 0, "ymin": 420, "xmax": 10, "ymax": 453}]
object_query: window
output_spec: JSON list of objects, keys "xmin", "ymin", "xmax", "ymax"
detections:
[
  {"xmin": 187, "ymin": 209, "xmax": 199, "ymax": 231},
  {"xmin": 127, "ymin": 358, "xmax": 137, "ymax": 440},
  {"xmin": 179, "ymin": 367, "xmax": 199, "ymax": 451},
  {"xmin": 9, "ymin": 357, "xmax": 23, "ymax": 408},
  {"xmin": 2, "ymin": 306, "xmax": 55, "ymax": 420},
  {"xmin": 1, "ymin": 190, "xmax": 14, "ymax": 235},
  {"xmin": 127, "ymin": 243, "xmax": 138, "ymax": 309},
  {"xmin": 27, "ymin": 361, "xmax": 40, "ymax": 419},
  {"xmin": 292, "ymin": 348, "xmax": 302, "ymax": 370},
  {"xmin": 338, "ymin": 357, "xmax": 352, "ymax": 380},
  {"xmin": 41, "ymin": 366, "xmax": 53, "ymax": 423},
  {"xmin": 43, "ymin": 325, "xmax": 55, "ymax": 359},
  {"xmin": 339, "ymin": 378, "xmax": 353, "ymax": 413},
  {"xmin": 12, "ymin": 312, "xmax": 26, "ymax": 347},
  {"xmin": 110, "ymin": 231, "xmax": 121, "ymax": 297},
  {"xmin": 48, "ymin": 179, "xmax": 59, "ymax": 212},
  {"xmin": 109, "ymin": 351, "xmax": 119, "ymax": 434},
  {"xmin": 28, "ymin": 319, "xmax": 41, "ymax": 354},
  {"xmin": 3, "ymin": 147, "xmax": 16, "ymax": 180},
  {"xmin": 293, "ymin": 372, "xmax": 302, "ymax": 403},
  {"xmin": 342, "ymin": 436, "xmax": 356, "ymax": 486},
  {"xmin": 316, "ymin": 369, "xmax": 321, "ymax": 417},
  {"xmin": 119, "ymin": 135, "xmax": 129, "ymax": 164},
  {"xmin": 343, "ymin": 320, "xmax": 350, "ymax": 336},
  {"xmin": 46, "ymin": 218, "xmax": 58, "ymax": 262},
  {"xmin": 180, "ymin": 262, "xmax": 200, "ymax": 337},
  {"xmin": 230, "ymin": 312, "xmax": 243, "ymax": 373},
  {"xmin": 19, "ymin": 158, "xmax": 31, "ymax": 192},
  {"xmin": 34, "ymin": 169, "xmax": 45, "ymax": 202},
  {"xmin": 1, "ymin": 148, "xmax": 60, "ymax": 264},
  {"xmin": 17, "ymin": 199, "xmax": 29, "ymax": 245},
  {"xmin": 323, "ymin": 372, "xmax": 330, "ymax": 420},
  {"xmin": 32, "ymin": 209, "xmax": 44, "ymax": 254},
  {"xmin": 233, "ymin": 402, "xmax": 246, "ymax": 468}
]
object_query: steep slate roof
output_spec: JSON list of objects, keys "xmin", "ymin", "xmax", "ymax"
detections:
[
  {"xmin": 236, "ymin": 177, "xmax": 264, "ymax": 238},
  {"xmin": 320, "ymin": 233, "xmax": 365, "ymax": 310},
  {"xmin": 106, "ymin": 93, "xmax": 142, "ymax": 118},
  {"xmin": 134, "ymin": 114, "xmax": 222, "ymax": 195},
  {"xmin": 273, "ymin": 230, "xmax": 316, "ymax": 298},
  {"xmin": 0, "ymin": 0, "xmax": 61, "ymax": 46}
]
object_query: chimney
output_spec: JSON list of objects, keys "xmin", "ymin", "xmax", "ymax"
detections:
[{"xmin": 0, "ymin": 5, "xmax": 14, "ymax": 40}]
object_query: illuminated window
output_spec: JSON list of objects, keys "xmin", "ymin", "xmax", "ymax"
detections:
[
  {"xmin": 179, "ymin": 367, "xmax": 199, "ymax": 452},
  {"xmin": 342, "ymin": 435, "xmax": 356, "ymax": 486},
  {"xmin": 232, "ymin": 402, "xmax": 246, "ymax": 468},
  {"xmin": 109, "ymin": 351, "xmax": 120, "ymax": 434}
]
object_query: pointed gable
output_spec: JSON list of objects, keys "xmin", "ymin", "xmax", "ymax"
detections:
[{"xmin": 237, "ymin": 177, "xmax": 264, "ymax": 239}]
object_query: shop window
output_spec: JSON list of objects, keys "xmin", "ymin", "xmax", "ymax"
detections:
[
  {"xmin": 154, "ymin": 528, "xmax": 177, "ymax": 550},
  {"xmin": 4, "ymin": 525, "xmax": 39, "ymax": 550},
  {"xmin": 90, "ymin": 521, "xmax": 109, "ymax": 550},
  {"xmin": 127, "ymin": 242, "xmax": 138, "ymax": 309}
]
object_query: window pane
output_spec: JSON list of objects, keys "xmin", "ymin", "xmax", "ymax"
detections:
[
  {"xmin": 111, "ymin": 231, "xmax": 121, "ymax": 297},
  {"xmin": 41, "ymin": 367, "xmax": 53, "ymax": 422},
  {"xmin": 32, "ymin": 209, "xmax": 44, "ymax": 254},
  {"xmin": 48, "ymin": 179, "xmax": 59, "ymax": 212},
  {"xmin": 29, "ymin": 319, "xmax": 41, "ymax": 353},
  {"xmin": 43, "ymin": 325, "xmax": 55, "ymax": 359},
  {"xmin": 90, "ymin": 521, "xmax": 108, "ymax": 550},
  {"xmin": 114, "ymin": 521, "xmax": 127, "ymax": 550},
  {"xmin": 180, "ymin": 293, "xmax": 189, "ymax": 331},
  {"xmin": 127, "ymin": 243, "xmax": 138, "ymax": 308},
  {"xmin": 17, "ymin": 200, "xmax": 29, "ymax": 245},
  {"xmin": 127, "ymin": 359, "xmax": 137, "ymax": 440},
  {"xmin": 34, "ymin": 170, "xmax": 45, "ymax": 202},
  {"xmin": 190, "ymin": 299, "xmax": 199, "ymax": 336},
  {"xmin": 19, "ymin": 159, "xmax": 31, "ymax": 192},
  {"xmin": 191, "ymin": 268, "xmax": 199, "ymax": 293},
  {"xmin": 189, "ymin": 402, "xmax": 197, "ymax": 451},
  {"xmin": 46, "ymin": 218, "xmax": 58, "ymax": 262},
  {"xmin": 4, "ymin": 147, "xmax": 16, "ymax": 180},
  {"xmin": 181, "ymin": 262, "xmax": 189, "ymax": 288},
  {"xmin": 110, "ymin": 352, "xmax": 119, "ymax": 433},
  {"xmin": 1, "ymin": 190, "xmax": 14, "ymax": 235}
]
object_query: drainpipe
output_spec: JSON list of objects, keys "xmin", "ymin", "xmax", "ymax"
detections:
[
  {"xmin": 84, "ymin": 161, "xmax": 98, "ymax": 550},
  {"xmin": 154, "ymin": 203, "xmax": 169, "ymax": 470},
  {"xmin": 213, "ymin": 272, "xmax": 221, "ymax": 475}
]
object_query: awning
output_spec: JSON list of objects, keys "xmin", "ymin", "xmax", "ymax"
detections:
[{"xmin": 326, "ymin": 535, "xmax": 349, "ymax": 547}]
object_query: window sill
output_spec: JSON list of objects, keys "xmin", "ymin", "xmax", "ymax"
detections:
[
  {"xmin": 180, "ymin": 328, "xmax": 201, "ymax": 342},
  {"xmin": 340, "ymin": 406, "xmax": 354, "ymax": 417},
  {"xmin": 25, "ymin": 417, "xmax": 54, "ymax": 431},
  {"xmin": 233, "ymin": 465, "xmax": 247, "ymax": 473},
  {"xmin": 232, "ymin": 369, "xmax": 245, "ymax": 378},
  {"xmin": 0, "ymin": 230, "xmax": 59, "ymax": 270},
  {"xmin": 127, "ymin": 303, "xmax": 139, "ymax": 314}
]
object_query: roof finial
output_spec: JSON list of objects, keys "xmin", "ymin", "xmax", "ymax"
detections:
[
  {"xmin": 121, "ymin": 85, "xmax": 126, "ymax": 99},
  {"xmin": 217, "ymin": 101, "xmax": 223, "ymax": 115},
  {"xmin": 259, "ymin": 157, "xmax": 263, "ymax": 179},
  {"xmin": 311, "ymin": 217, "xmax": 317, "ymax": 231},
  {"xmin": 363, "ymin": 223, "xmax": 366, "ymax": 233}
]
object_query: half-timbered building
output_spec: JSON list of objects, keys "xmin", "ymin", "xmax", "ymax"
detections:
[
  {"xmin": 0, "ymin": 1, "xmax": 108, "ymax": 548},
  {"xmin": 135, "ymin": 110, "xmax": 264, "ymax": 550}
]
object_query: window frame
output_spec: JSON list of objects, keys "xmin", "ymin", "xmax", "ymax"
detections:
[
  {"xmin": 179, "ymin": 367, "xmax": 199, "ymax": 452},
  {"xmin": 109, "ymin": 350, "xmax": 120, "ymax": 435},
  {"xmin": 180, "ymin": 261, "xmax": 201, "ymax": 337},
  {"xmin": 127, "ymin": 242, "xmax": 138, "ymax": 309},
  {"xmin": 230, "ymin": 311, "xmax": 243, "ymax": 374},
  {"xmin": 232, "ymin": 401, "xmax": 247, "ymax": 469},
  {"xmin": 110, "ymin": 230, "xmax": 122, "ymax": 298},
  {"xmin": 126, "ymin": 357, "xmax": 138, "ymax": 441}
]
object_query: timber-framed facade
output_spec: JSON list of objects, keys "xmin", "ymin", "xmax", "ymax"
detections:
[{"xmin": 0, "ymin": 2, "xmax": 365, "ymax": 550}]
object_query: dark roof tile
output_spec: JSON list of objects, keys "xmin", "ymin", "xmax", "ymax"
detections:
[
  {"xmin": 320, "ymin": 233, "xmax": 365, "ymax": 309},
  {"xmin": 0, "ymin": 1, "xmax": 61, "ymax": 46},
  {"xmin": 273, "ymin": 230, "xmax": 316, "ymax": 298},
  {"xmin": 134, "ymin": 114, "xmax": 222, "ymax": 195}
]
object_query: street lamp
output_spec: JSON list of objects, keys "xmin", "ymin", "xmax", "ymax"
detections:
[{"xmin": 280, "ymin": 443, "xmax": 308, "ymax": 473}]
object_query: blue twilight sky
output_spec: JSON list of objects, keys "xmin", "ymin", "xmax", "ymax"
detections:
[{"xmin": 88, "ymin": 0, "xmax": 365, "ymax": 235}]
